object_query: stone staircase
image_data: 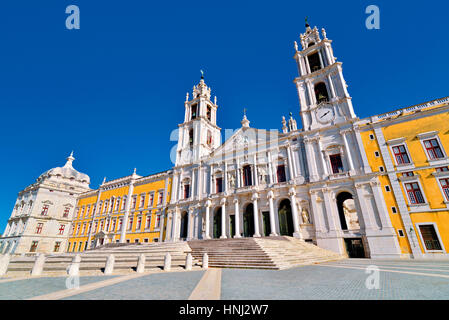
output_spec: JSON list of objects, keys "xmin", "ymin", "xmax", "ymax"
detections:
[
  {"xmin": 189, "ymin": 236, "xmax": 344, "ymax": 270},
  {"xmin": 3, "ymin": 242, "xmax": 200, "ymax": 277}
]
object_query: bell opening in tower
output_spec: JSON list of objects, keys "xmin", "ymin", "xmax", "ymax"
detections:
[{"xmin": 308, "ymin": 52, "xmax": 322, "ymax": 72}]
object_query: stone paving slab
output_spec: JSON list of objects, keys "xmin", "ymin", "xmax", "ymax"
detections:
[
  {"xmin": 0, "ymin": 276, "xmax": 117, "ymax": 300},
  {"xmin": 63, "ymin": 270, "xmax": 205, "ymax": 300},
  {"xmin": 220, "ymin": 262, "xmax": 449, "ymax": 300}
]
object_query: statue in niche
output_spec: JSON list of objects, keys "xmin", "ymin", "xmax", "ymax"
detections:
[
  {"xmin": 228, "ymin": 172, "xmax": 236, "ymax": 188},
  {"xmin": 343, "ymin": 199, "xmax": 360, "ymax": 230},
  {"xmin": 258, "ymin": 165, "xmax": 267, "ymax": 184},
  {"xmin": 301, "ymin": 207, "xmax": 311, "ymax": 224}
]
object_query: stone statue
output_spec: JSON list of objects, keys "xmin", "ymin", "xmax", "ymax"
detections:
[
  {"xmin": 258, "ymin": 165, "xmax": 267, "ymax": 184},
  {"xmin": 229, "ymin": 173, "xmax": 236, "ymax": 188},
  {"xmin": 301, "ymin": 207, "xmax": 310, "ymax": 224},
  {"xmin": 343, "ymin": 199, "xmax": 360, "ymax": 230}
]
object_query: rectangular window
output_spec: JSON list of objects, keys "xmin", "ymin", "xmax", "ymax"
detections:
[
  {"xmin": 127, "ymin": 217, "xmax": 133, "ymax": 231},
  {"xmin": 216, "ymin": 177, "xmax": 223, "ymax": 193},
  {"xmin": 136, "ymin": 217, "xmax": 142, "ymax": 231},
  {"xmin": 41, "ymin": 205, "xmax": 49, "ymax": 216},
  {"xmin": 139, "ymin": 195, "xmax": 145, "ymax": 208},
  {"xmin": 379, "ymin": 166, "xmax": 385, "ymax": 172},
  {"xmin": 398, "ymin": 230, "xmax": 404, "ymax": 237},
  {"xmin": 329, "ymin": 154, "xmax": 344, "ymax": 174},
  {"xmin": 78, "ymin": 242, "xmax": 83, "ymax": 251},
  {"xmin": 145, "ymin": 215, "xmax": 151, "ymax": 229},
  {"xmin": 385, "ymin": 186, "xmax": 391, "ymax": 192},
  {"xmin": 207, "ymin": 105, "xmax": 212, "ymax": 121},
  {"xmin": 184, "ymin": 184, "xmax": 190, "ymax": 199},
  {"xmin": 424, "ymin": 139, "xmax": 444, "ymax": 160},
  {"xmin": 134, "ymin": 239, "xmax": 139, "ymax": 244},
  {"xmin": 132, "ymin": 196, "xmax": 137, "ymax": 209},
  {"xmin": 374, "ymin": 151, "xmax": 380, "ymax": 157},
  {"xmin": 191, "ymin": 103, "xmax": 198, "ymax": 119},
  {"xmin": 35, "ymin": 223, "xmax": 43, "ymax": 234},
  {"xmin": 63, "ymin": 207, "xmax": 70, "ymax": 218},
  {"xmin": 419, "ymin": 224, "xmax": 442, "ymax": 251},
  {"xmin": 158, "ymin": 191, "xmax": 164, "ymax": 205},
  {"xmin": 30, "ymin": 241, "xmax": 38, "ymax": 252},
  {"xmin": 122, "ymin": 197, "xmax": 127, "ymax": 211},
  {"xmin": 58, "ymin": 224, "xmax": 65, "ymax": 235},
  {"xmin": 369, "ymin": 134, "xmax": 375, "ymax": 140},
  {"xmin": 436, "ymin": 166, "xmax": 449, "ymax": 172},
  {"xmin": 392, "ymin": 145, "xmax": 410, "ymax": 164},
  {"xmin": 115, "ymin": 198, "xmax": 121, "ymax": 211},
  {"xmin": 402, "ymin": 171, "xmax": 414, "ymax": 177},
  {"xmin": 155, "ymin": 215, "xmax": 161, "ymax": 229},
  {"xmin": 440, "ymin": 178, "xmax": 449, "ymax": 201},
  {"xmin": 148, "ymin": 193, "xmax": 154, "ymax": 207},
  {"xmin": 391, "ymin": 207, "xmax": 397, "ymax": 214},
  {"xmin": 99, "ymin": 220, "xmax": 104, "ymax": 231},
  {"xmin": 243, "ymin": 165, "xmax": 253, "ymax": 186},
  {"xmin": 82, "ymin": 223, "xmax": 86, "ymax": 235},
  {"xmin": 118, "ymin": 218, "xmax": 123, "ymax": 231},
  {"xmin": 277, "ymin": 165, "xmax": 286, "ymax": 183},
  {"xmin": 54, "ymin": 242, "xmax": 61, "ymax": 252},
  {"xmin": 405, "ymin": 182, "xmax": 425, "ymax": 204},
  {"xmin": 112, "ymin": 219, "xmax": 117, "ymax": 232}
]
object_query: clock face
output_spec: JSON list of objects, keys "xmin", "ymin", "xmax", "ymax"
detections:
[{"xmin": 316, "ymin": 106, "xmax": 334, "ymax": 124}]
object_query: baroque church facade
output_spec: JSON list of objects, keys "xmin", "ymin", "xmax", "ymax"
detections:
[
  {"xmin": 2, "ymin": 24, "xmax": 449, "ymax": 259},
  {"xmin": 163, "ymin": 24, "xmax": 400, "ymax": 259}
]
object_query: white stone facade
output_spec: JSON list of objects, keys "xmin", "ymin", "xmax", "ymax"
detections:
[
  {"xmin": 0, "ymin": 153, "xmax": 90, "ymax": 255},
  {"xmin": 165, "ymin": 24, "xmax": 402, "ymax": 259}
]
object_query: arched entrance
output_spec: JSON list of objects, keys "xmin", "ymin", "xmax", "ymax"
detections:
[
  {"xmin": 213, "ymin": 208, "xmax": 222, "ymax": 239},
  {"xmin": 243, "ymin": 204, "xmax": 255, "ymax": 237},
  {"xmin": 278, "ymin": 199, "xmax": 294, "ymax": 236},
  {"xmin": 180, "ymin": 212, "xmax": 188, "ymax": 240}
]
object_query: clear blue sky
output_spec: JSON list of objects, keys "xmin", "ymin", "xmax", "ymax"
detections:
[{"xmin": 0, "ymin": 0, "xmax": 448, "ymax": 228}]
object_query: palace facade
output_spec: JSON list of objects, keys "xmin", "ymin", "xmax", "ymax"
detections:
[{"xmin": 1, "ymin": 24, "xmax": 448, "ymax": 259}]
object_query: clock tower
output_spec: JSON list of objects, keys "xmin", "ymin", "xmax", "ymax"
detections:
[{"xmin": 293, "ymin": 22, "xmax": 357, "ymax": 131}]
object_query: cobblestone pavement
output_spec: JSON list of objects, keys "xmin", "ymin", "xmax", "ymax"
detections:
[{"xmin": 1, "ymin": 259, "xmax": 449, "ymax": 300}]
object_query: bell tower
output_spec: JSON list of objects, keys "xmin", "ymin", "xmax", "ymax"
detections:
[
  {"xmin": 175, "ymin": 74, "xmax": 221, "ymax": 166},
  {"xmin": 293, "ymin": 21, "xmax": 356, "ymax": 131}
]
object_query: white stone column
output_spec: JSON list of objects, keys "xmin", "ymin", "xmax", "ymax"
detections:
[
  {"xmin": 224, "ymin": 162, "xmax": 228, "ymax": 193},
  {"xmin": 119, "ymin": 174, "xmax": 136, "ymax": 243},
  {"xmin": 286, "ymin": 145, "xmax": 295, "ymax": 180},
  {"xmin": 191, "ymin": 169, "xmax": 196, "ymax": 200},
  {"xmin": 317, "ymin": 138, "xmax": 329, "ymax": 178},
  {"xmin": 267, "ymin": 191, "xmax": 278, "ymax": 236},
  {"xmin": 267, "ymin": 152, "xmax": 274, "ymax": 184},
  {"xmin": 171, "ymin": 172, "xmax": 179, "ymax": 202},
  {"xmin": 289, "ymin": 188, "xmax": 302, "ymax": 239},
  {"xmin": 220, "ymin": 198, "xmax": 227, "ymax": 239},
  {"xmin": 236, "ymin": 159, "xmax": 241, "ymax": 188},
  {"xmin": 187, "ymin": 209, "xmax": 194, "ymax": 240},
  {"xmin": 341, "ymin": 130, "xmax": 355, "ymax": 173},
  {"xmin": 252, "ymin": 193, "xmax": 261, "ymax": 237},
  {"xmin": 204, "ymin": 200, "xmax": 211, "ymax": 239},
  {"xmin": 233, "ymin": 198, "xmax": 241, "ymax": 238},
  {"xmin": 253, "ymin": 155, "xmax": 259, "ymax": 186},
  {"xmin": 327, "ymin": 74, "xmax": 337, "ymax": 99},
  {"xmin": 209, "ymin": 164, "xmax": 214, "ymax": 194},
  {"xmin": 197, "ymin": 165, "xmax": 203, "ymax": 199}
]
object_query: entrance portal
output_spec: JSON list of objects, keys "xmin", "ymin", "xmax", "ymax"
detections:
[
  {"xmin": 180, "ymin": 212, "xmax": 188, "ymax": 240},
  {"xmin": 229, "ymin": 215, "xmax": 235, "ymax": 238},
  {"xmin": 344, "ymin": 238, "xmax": 366, "ymax": 258},
  {"xmin": 213, "ymin": 208, "xmax": 222, "ymax": 239},
  {"xmin": 243, "ymin": 204, "xmax": 255, "ymax": 237},
  {"xmin": 262, "ymin": 211, "xmax": 271, "ymax": 236},
  {"xmin": 278, "ymin": 199, "xmax": 294, "ymax": 236}
]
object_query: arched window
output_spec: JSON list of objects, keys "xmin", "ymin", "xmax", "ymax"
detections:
[
  {"xmin": 189, "ymin": 129, "xmax": 194, "ymax": 148},
  {"xmin": 207, "ymin": 130, "xmax": 212, "ymax": 147},
  {"xmin": 314, "ymin": 82, "xmax": 329, "ymax": 104},
  {"xmin": 191, "ymin": 103, "xmax": 198, "ymax": 119},
  {"xmin": 243, "ymin": 165, "xmax": 252, "ymax": 186},
  {"xmin": 207, "ymin": 105, "xmax": 212, "ymax": 121},
  {"xmin": 308, "ymin": 51, "xmax": 322, "ymax": 72}
]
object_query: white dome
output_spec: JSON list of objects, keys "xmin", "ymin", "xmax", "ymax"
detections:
[{"xmin": 39, "ymin": 152, "xmax": 90, "ymax": 184}]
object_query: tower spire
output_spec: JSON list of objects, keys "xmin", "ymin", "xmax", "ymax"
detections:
[{"xmin": 64, "ymin": 151, "xmax": 75, "ymax": 168}]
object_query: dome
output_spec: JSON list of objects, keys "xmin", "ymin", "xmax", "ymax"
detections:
[{"xmin": 39, "ymin": 152, "xmax": 90, "ymax": 184}]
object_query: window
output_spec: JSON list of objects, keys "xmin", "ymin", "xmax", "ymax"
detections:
[
  {"xmin": 397, "ymin": 230, "xmax": 404, "ymax": 237},
  {"xmin": 207, "ymin": 105, "xmax": 212, "ymax": 121},
  {"xmin": 67, "ymin": 242, "xmax": 72, "ymax": 252},
  {"xmin": 109, "ymin": 199, "xmax": 114, "ymax": 212},
  {"xmin": 436, "ymin": 166, "xmax": 449, "ymax": 172},
  {"xmin": 391, "ymin": 207, "xmax": 397, "ymax": 214},
  {"xmin": 329, "ymin": 154, "xmax": 344, "ymax": 174},
  {"xmin": 148, "ymin": 193, "xmax": 154, "ymax": 207},
  {"xmin": 405, "ymin": 182, "xmax": 425, "ymax": 204},
  {"xmin": 30, "ymin": 241, "xmax": 38, "ymax": 252},
  {"xmin": 115, "ymin": 198, "xmax": 121, "ymax": 211},
  {"xmin": 78, "ymin": 242, "xmax": 83, "ymax": 251},
  {"xmin": 191, "ymin": 103, "xmax": 198, "ymax": 119},
  {"xmin": 88, "ymin": 222, "xmax": 92, "ymax": 234},
  {"xmin": 189, "ymin": 129, "xmax": 194, "ymax": 148},
  {"xmin": 374, "ymin": 151, "xmax": 380, "ymax": 157},
  {"xmin": 134, "ymin": 239, "xmax": 139, "ymax": 244},
  {"xmin": 369, "ymin": 134, "xmax": 375, "ymax": 140},
  {"xmin": 99, "ymin": 220, "xmax": 104, "ymax": 231},
  {"xmin": 155, "ymin": 215, "xmax": 161, "ymax": 229},
  {"xmin": 440, "ymin": 178, "xmax": 449, "ymax": 201},
  {"xmin": 308, "ymin": 52, "xmax": 322, "ymax": 72},
  {"xmin": 418, "ymin": 224, "xmax": 442, "ymax": 251},
  {"xmin": 103, "ymin": 201, "xmax": 108, "ymax": 214},
  {"xmin": 158, "ymin": 191, "xmax": 164, "ymax": 205},
  {"xmin": 402, "ymin": 171, "xmax": 414, "ymax": 177},
  {"xmin": 58, "ymin": 224, "xmax": 65, "ymax": 235},
  {"xmin": 385, "ymin": 186, "xmax": 391, "ymax": 192},
  {"xmin": 93, "ymin": 221, "xmax": 98, "ymax": 233},
  {"xmin": 379, "ymin": 166, "xmax": 385, "ymax": 172},
  {"xmin": 105, "ymin": 219, "xmax": 110, "ymax": 232},
  {"xmin": 118, "ymin": 218, "xmax": 123, "ymax": 231},
  {"xmin": 35, "ymin": 223, "xmax": 43, "ymax": 234},
  {"xmin": 184, "ymin": 184, "xmax": 190, "ymax": 199},
  {"xmin": 70, "ymin": 224, "xmax": 75, "ymax": 235},
  {"xmin": 127, "ymin": 217, "xmax": 133, "ymax": 231},
  {"xmin": 424, "ymin": 139, "xmax": 444, "ymax": 160},
  {"xmin": 63, "ymin": 207, "xmax": 70, "ymax": 218},
  {"xmin": 144, "ymin": 238, "xmax": 149, "ymax": 243},
  {"xmin": 132, "ymin": 195, "xmax": 137, "ymax": 209},
  {"xmin": 41, "ymin": 205, "xmax": 49, "ymax": 216},
  {"xmin": 243, "ymin": 165, "xmax": 253, "ymax": 186},
  {"xmin": 82, "ymin": 223, "xmax": 87, "ymax": 235},
  {"xmin": 392, "ymin": 145, "xmax": 410, "ymax": 165},
  {"xmin": 207, "ymin": 130, "xmax": 212, "ymax": 147},
  {"xmin": 122, "ymin": 197, "xmax": 127, "ymax": 211},
  {"xmin": 139, "ymin": 194, "xmax": 145, "ymax": 208},
  {"xmin": 277, "ymin": 165, "xmax": 286, "ymax": 183},
  {"xmin": 54, "ymin": 242, "xmax": 61, "ymax": 252},
  {"xmin": 314, "ymin": 82, "xmax": 329, "ymax": 104},
  {"xmin": 112, "ymin": 219, "xmax": 117, "ymax": 232},
  {"xmin": 145, "ymin": 215, "xmax": 151, "ymax": 229},
  {"xmin": 136, "ymin": 217, "xmax": 142, "ymax": 231},
  {"xmin": 216, "ymin": 177, "xmax": 223, "ymax": 193}
]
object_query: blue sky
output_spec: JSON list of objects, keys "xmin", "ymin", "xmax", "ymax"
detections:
[{"xmin": 0, "ymin": 0, "xmax": 448, "ymax": 227}]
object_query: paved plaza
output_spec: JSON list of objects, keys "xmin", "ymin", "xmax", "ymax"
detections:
[{"xmin": 1, "ymin": 259, "xmax": 449, "ymax": 300}]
